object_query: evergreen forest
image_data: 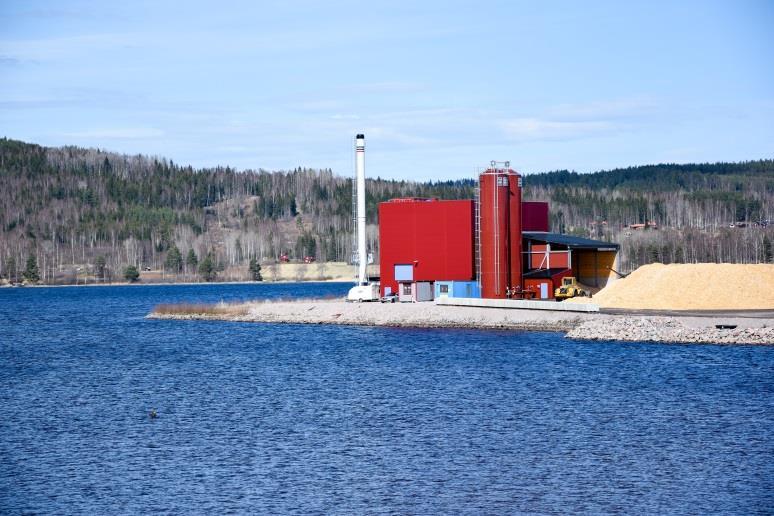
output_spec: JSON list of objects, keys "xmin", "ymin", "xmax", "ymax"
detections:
[{"xmin": 0, "ymin": 138, "xmax": 771, "ymax": 284}]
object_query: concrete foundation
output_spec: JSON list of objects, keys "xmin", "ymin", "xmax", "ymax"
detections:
[{"xmin": 435, "ymin": 296, "xmax": 600, "ymax": 313}]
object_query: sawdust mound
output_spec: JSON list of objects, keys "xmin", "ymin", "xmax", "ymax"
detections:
[{"xmin": 570, "ymin": 263, "xmax": 774, "ymax": 310}]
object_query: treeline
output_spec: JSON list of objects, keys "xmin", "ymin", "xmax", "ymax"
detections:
[
  {"xmin": 0, "ymin": 138, "xmax": 473, "ymax": 283},
  {"xmin": 0, "ymin": 138, "xmax": 771, "ymax": 284},
  {"xmin": 523, "ymin": 160, "xmax": 774, "ymax": 270},
  {"xmin": 525, "ymin": 161, "xmax": 773, "ymax": 230}
]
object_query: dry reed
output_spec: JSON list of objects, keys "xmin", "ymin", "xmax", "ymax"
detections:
[{"xmin": 152, "ymin": 302, "xmax": 249, "ymax": 317}]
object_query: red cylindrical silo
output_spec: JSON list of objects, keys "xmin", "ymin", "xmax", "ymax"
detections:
[
  {"xmin": 479, "ymin": 169, "xmax": 511, "ymax": 298},
  {"xmin": 508, "ymin": 172, "xmax": 523, "ymax": 292}
]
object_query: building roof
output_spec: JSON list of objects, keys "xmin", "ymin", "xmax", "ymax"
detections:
[{"xmin": 523, "ymin": 232, "xmax": 620, "ymax": 250}]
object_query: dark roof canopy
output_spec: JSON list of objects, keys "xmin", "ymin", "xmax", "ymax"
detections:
[{"xmin": 523, "ymin": 232, "xmax": 619, "ymax": 250}]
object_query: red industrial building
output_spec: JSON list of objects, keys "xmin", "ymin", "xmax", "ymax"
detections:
[
  {"xmin": 379, "ymin": 164, "xmax": 619, "ymax": 300},
  {"xmin": 379, "ymin": 198, "xmax": 475, "ymax": 298}
]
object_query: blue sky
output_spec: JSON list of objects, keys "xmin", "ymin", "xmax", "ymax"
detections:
[{"xmin": 1, "ymin": 1, "xmax": 772, "ymax": 180}]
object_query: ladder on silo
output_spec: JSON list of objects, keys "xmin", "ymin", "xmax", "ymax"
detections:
[
  {"xmin": 474, "ymin": 187, "xmax": 481, "ymax": 287},
  {"xmin": 492, "ymin": 169, "xmax": 502, "ymax": 295}
]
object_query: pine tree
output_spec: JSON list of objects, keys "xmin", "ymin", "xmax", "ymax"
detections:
[
  {"xmin": 124, "ymin": 265, "xmax": 140, "ymax": 282},
  {"xmin": 248, "ymin": 257, "xmax": 263, "ymax": 281},
  {"xmin": 186, "ymin": 249, "xmax": 198, "ymax": 273},
  {"xmin": 164, "ymin": 245, "xmax": 183, "ymax": 273},
  {"xmin": 23, "ymin": 255, "xmax": 40, "ymax": 283},
  {"xmin": 198, "ymin": 253, "xmax": 216, "ymax": 282}
]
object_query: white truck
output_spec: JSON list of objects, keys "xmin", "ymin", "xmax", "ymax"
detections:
[{"xmin": 347, "ymin": 282, "xmax": 380, "ymax": 302}]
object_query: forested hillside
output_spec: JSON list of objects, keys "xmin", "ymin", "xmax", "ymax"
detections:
[
  {"xmin": 0, "ymin": 138, "xmax": 771, "ymax": 284},
  {"xmin": 0, "ymin": 138, "xmax": 472, "ymax": 283},
  {"xmin": 523, "ymin": 161, "xmax": 774, "ymax": 270}
]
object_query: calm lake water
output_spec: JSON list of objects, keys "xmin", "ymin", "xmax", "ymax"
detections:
[{"xmin": 1, "ymin": 283, "xmax": 772, "ymax": 514}]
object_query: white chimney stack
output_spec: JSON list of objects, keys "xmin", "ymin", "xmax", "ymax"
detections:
[
  {"xmin": 355, "ymin": 133, "xmax": 367, "ymax": 285},
  {"xmin": 346, "ymin": 133, "xmax": 379, "ymax": 302}
]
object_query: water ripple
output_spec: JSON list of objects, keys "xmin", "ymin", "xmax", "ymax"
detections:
[{"xmin": 1, "ymin": 283, "xmax": 772, "ymax": 514}]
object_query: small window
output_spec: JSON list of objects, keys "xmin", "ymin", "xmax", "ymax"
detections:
[
  {"xmin": 439, "ymin": 284, "xmax": 449, "ymax": 294},
  {"xmin": 403, "ymin": 284, "xmax": 412, "ymax": 295}
]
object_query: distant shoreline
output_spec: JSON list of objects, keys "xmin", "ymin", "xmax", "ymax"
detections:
[
  {"xmin": 1, "ymin": 278, "xmax": 354, "ymax": 289},
  {"xmin": 1, "ymin": 262, "xmax": 374, "ymax": 289}
]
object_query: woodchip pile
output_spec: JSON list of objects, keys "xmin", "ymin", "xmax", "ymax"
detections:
[{"xmin": 570, "ymin": 263, "xmax": 774, "ymax": 310}]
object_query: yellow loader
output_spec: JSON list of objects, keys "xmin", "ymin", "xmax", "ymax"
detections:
[{"xmin": 554, "ymin": 277, "xmax": 589, "ymax": 300}]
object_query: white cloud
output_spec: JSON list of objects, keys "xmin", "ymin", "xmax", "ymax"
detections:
[
  {"xmin": 500, "ymin": 118, "xmax": 615, "ymax": 142},
  {"xmin": 547, "ymin": 98, "xmax": 658, "ymax": 120},
  {"xmin": 0, "ymin": 33, "xmax": 141, "ymax": 61},
  {"xmin": 348, "ymin": 81, "xmax": 425, "ymax": 93},
  {"xmin": 0, "ymin": 56, "xmax": 23, "ymax": 66},
  {"xmin": 215, "ymin": 145, "xmax": 252, "ymax": 153},
  {"xmin": 64, "ymin": 127, "xmax": 164, "ymax": 139}
]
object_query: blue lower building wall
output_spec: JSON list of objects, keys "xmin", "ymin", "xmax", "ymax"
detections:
[{"xmin": 435, "ymin": 280, "xmax": 481, "ymax": 299}]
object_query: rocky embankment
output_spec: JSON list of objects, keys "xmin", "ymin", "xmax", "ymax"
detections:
[
  {"xmin": 567, "ymin": 316, "xmax": 774, "ymax": 345},
  {"xmin": 149, "ymin": 299, "xmax": 774, "ymax": 345}
]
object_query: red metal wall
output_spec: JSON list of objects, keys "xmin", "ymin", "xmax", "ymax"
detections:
[
  {"xmin": 528, "ymin": 244, "xmax": 570, "ymax": 269},
  {"xmin": 508, "ymin": 173, "xmax": 523, "ymax": 295},
  {"xmin": 522, "ymin": 201, "xmax": 549, "ymax": 232},
  {"xmin": 524, "ymin": 278, "xmax": 552, "ymax": 299},
  {"xmin": 479, "ymin": 169, "xmax": 523, "ymax": 298},
  {"xmin": 379, "ymin": 199, "xmax": 475, "ymax": 296}
]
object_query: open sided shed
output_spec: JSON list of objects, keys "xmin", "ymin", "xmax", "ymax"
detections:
[{"xmin": 523, "ymin": 232, "xmax": 620, "ymax": 289}]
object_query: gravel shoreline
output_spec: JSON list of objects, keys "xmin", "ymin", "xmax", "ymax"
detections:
[
  {"xmin": 567, "ymin": 316, "xmax": 773, "ymax": 345},
  {"xmin": 150, "ymin": 299, "xmax": 583, "ymax": 332},
  {"xmin": 148, "ymin": 299, "xmax": 774, "ymax": 345}
]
